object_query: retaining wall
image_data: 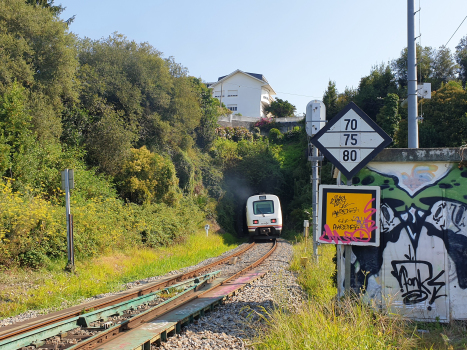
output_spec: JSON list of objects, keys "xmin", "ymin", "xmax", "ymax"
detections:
[{"xmin": 336, "ymin": 148, "xmax": 467, "ymax": 321}]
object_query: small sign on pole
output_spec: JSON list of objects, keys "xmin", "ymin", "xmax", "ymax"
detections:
[
  {"xmin": 61, "ymin": 169, "xmax": 75, "ymax": 271},
  {"xmin": 317, "ymin": 185, "xmax": 380, "ymax": 247}
]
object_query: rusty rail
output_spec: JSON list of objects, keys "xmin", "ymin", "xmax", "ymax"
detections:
[
  {"xmin": 68, "ymin": 240, "xmax": 278, "ymax": 350},
  {"xmin": 0, "ymin": 242, "xmax": 255, "ymax": 342}
]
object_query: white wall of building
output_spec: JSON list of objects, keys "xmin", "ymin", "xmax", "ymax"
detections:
[{"xmin": 212, "ymin": 73, "xmax": 268, "ymax": 118}]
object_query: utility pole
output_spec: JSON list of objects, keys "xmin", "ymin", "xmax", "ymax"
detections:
[
  {"xmin": 408, "ymin": 0, "xmax": 419, "ymax": 148},
  {"xmin": 306, "ymin": 100, "xmax": 326, "ymax": 262}
]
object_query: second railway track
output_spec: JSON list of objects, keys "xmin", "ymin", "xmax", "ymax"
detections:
[{"xmin": 0, "ymin": 240, "xmax": 279, "ymax": 350}]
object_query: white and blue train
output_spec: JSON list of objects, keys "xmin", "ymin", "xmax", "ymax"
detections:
[{"xmin": 246, "ymin": 194, "xmax": 282, "ymax": 239}]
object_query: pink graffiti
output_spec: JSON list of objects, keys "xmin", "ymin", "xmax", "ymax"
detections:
[{"xmin": 320, "ymin": 198, "xmax": 378, "ymax": 244}]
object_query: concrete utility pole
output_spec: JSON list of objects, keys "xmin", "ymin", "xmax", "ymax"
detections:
[{"xmin": 408, "ymin": 0, "xmax": 419, "ymax": 148}]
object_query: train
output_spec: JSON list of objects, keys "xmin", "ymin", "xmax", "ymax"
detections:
[{"xmin": 245, "ymin": 194, "xmax": 282, "ymax": 239}]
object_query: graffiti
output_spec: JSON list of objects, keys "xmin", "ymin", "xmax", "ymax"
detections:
[
  {"xmin": 332, "ymin": 207, "xmax": 358, "ymax": 218},
  {"xmin": 330, "ymin": 194, "xmax": 354, "ymax": 209},
  {"xmin": 320, "ymin": 198, "xmax": 377, "ymax": 244},
  {"xmin": 390, "ymin": 246, "xmax": 447, "ymax": 307},
  {"xmin": 344, "ymin": 163, "xmax": 467, "ymax": 320}
]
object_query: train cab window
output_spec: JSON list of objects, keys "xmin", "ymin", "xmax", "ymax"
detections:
[{"xmin": 253, "ymin": 200, "xmax": 274, "ymax": 215}]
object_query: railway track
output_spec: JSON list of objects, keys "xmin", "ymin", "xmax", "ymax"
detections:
[{"xmin": 0, "ymin": 240, "xmax": 278, "ymax": 350}]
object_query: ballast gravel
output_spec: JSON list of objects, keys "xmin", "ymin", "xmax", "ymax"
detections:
[
  {"xmin": 1, "ymin": 239, "xmax": 306, "ymax": 350},
  {"xmin": 155, "ymin": 239, "xmax": 306, "ymax": 349}
]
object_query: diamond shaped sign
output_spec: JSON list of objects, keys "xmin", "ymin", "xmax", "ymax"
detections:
[{"xmin": 311, "ymin": 102, "xmax": 392, "ymax": 179}]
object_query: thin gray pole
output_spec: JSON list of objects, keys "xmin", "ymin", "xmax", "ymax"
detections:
[
  {"xmin": 311, "ymin": 146, "xmax": 319, "ymax": 261},
  {"xmin": 408, "ymin": 0, "xmax": 419, "ymax": 148},
  {"xmin": 344, "ymin": 179, "xmax": 352, "ymax": 294},
  {"xmin": 336, "ymin": 172, "xmax": 342, "ymax": 297},
  {"xmin": 64, "ymin": 169, "xmax": 71, "ymax": 265}
]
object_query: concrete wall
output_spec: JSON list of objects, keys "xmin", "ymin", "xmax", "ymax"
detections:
[
  {"xmin": 212, "ymin": 74, "xmax": 264, "ymax": 118},
  {"xmin": 336, "ymin": 148, "xmax": 467, "ymax": 321}
]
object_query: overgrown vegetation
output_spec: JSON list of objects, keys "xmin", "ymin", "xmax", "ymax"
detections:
[
  {"xmin": 253, "ymin": 242, "xmax": 417, "ymax": 349},
  {"xmin": 0, "ymin": 230, "xmax": 238, "ymax": 319}
]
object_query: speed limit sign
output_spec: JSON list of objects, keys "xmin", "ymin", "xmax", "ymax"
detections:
[{"xmin": 310, "ymin": 102, "xmax": 392, "ymax": 179}]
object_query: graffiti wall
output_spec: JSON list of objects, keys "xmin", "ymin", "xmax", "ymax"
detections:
[{"xmin": 336, "ymin": 153, "xmax": 467, "ymax": 321}]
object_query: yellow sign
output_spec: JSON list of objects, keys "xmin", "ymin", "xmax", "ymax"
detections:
[{"xmin": 318, "ymin": 185, "xmax": 380, "ymax": 246}]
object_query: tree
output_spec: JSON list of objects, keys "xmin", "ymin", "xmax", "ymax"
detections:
[
  {"xmin": 322, "ymin": 80, "xmax": 339, "ymax": 120},
  {"xmin": 0, "ymin": 82, "xmax": 34, "ymax": 176},
  {"xmin": 0, "ymin": 0, "xmax": 79, "ymax": 142},
  {"xmin": 191, "ymin": 78, "xmax": 228, "ymax": 150},
  {"xmin": 430, "ymin": 46, "xmax": 458, "ymax": 90},
  {"xmin": 421, "ymin": 81, "xmax": 467, "ymax": 147},
  {"xmin": 375, "ymin": 93, "xmax": 401, "ymax": 143},
  {"xmin": 85, "ymin": 104, "xmax": 137, "ymax": 176},
  {"xmin": 116, "ymin": 146, "xmax": 179, "ymax": 205},
  {"xmin": 264, "ymin": 98, "xmax": 296, "ymax": 118},
  {"xmin": 392, "ymin": 45, "xmax": 433, "ymax": 89},
  {"xmin": 456, "ymin": 35, "xmax": 467, "ymax": 87},
  {"xmin": 354, "ymin": 64, "xmax": 398, "ymax": 120}
]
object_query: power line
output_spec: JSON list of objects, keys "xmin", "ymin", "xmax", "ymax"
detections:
[{"xmin": 445, "ymin": 15, "xmax": 467, "ymax": 47}]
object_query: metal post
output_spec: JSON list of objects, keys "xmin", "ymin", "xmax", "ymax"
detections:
[
  {"xmin": 344, "ymin": 179, "xmax": 353, "ymax": 294},
  {"xmin": 336, "ymin": 172, "xmax": 343, "ymax": 297},
  {"xmin": 303, "ymin": 220, "xmax": 309, "ymax": 253},
  {"xmin": 408, "ymin": 0, "xmax": 419, "ymax": 148},
  {"xmin": 62, "ymin": 169, "xmax": 74, "ymax": 271},
  {"xmin": 64, "ymin": 169, "xmax": 73, "ymax": 270},
  {"xmin": 311, "ymin": 146, "xmax": 319, "ymax": 262}
]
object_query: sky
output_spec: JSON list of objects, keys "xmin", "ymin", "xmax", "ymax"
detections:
[{"xmin": 59, "ymin": 0, "xmax": 467, "ymax": 114}]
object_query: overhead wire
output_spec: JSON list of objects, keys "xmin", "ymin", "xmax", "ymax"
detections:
[{"xmin": 445, "ymin": 15, "xmax": 467, "ymax": 47}]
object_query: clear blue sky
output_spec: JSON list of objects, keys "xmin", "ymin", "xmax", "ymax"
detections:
[{"xmin": 59, "ymin": 0, "xmax": 467, "ymax": 114}]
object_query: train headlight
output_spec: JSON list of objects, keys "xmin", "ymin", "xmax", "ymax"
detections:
[
  {"xmin": 271, "ymin": 219, "xmax": 276, "ymax": 223},
  {"xmin": 253, "ymin": 220, "xmax": 259, "ymax": 224}
]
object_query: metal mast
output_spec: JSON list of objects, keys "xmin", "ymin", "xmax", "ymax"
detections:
[{"xmin": 408, "ymin": 0, "xmax": 419, "ymax": 148}]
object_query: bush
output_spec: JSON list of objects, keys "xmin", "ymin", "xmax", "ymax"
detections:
[
  {"xmin": 215, "ymin": 127, "xmax": 252, "ymax": 142},
  {"xmin": 254, "ymin": 117, "xmax": 277, "ymax": 131},
  {"xmin": 268, "ymin": 128, "xmax": 282, "ymax": 143}
]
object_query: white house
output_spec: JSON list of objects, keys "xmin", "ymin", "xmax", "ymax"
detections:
[{"xmin": 207, "ymin": 70, "xmax": 276, "ymax": 119}]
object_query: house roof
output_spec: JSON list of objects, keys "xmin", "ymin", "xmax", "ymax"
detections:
[{"xmin": 209, "ymin": 69, "xmax": 276, "ymax": 95}]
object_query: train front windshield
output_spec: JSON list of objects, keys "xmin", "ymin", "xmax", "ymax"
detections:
[{"xmin": 253, "ymin": 200, "xmax": 274, "ymax": 215}]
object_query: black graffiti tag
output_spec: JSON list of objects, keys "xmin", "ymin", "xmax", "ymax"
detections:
[
  {"xmin": 330, "ymin": 195, "xmax": 354, "ymax": 209},
  {"xmin": 390, "ymin": 247, "xmax": 446, "ymax": 307}
]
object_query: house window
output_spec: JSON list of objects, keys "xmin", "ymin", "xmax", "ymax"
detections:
[
  {"xmin": 227, "ymin": 104, "xmax": 237, "ymax": 111},
  {"xmin": 214, "ymin": 91, "xmax": 224, "ymax": 98},
  {"xmin": 227, "ymin": 90, "xmax": 238, "ymax": 97}
]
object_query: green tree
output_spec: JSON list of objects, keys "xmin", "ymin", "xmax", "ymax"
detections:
[
  {"xmin": 421, "ymin": 81, "xmax": 467, "ymax": 147},
  {"xmin": 191, "ymin": 78, "xmax": 226, "ymax": 150},
  {"xmin": 85, "ymin": 104, "xmax": 137, "ymax": 176},
  {"xmin": 116, "ymin": 146, "xmax": 179, "ymax": 205},
  {"xmin": 0, "ymin": 82, "xmax": 33, "ymax": 176},
  {"xmin": 264, "ymin": 98, "xmax": 296, "ymax": 118},
  {"xmin": 456, "ymin": 35, "xmax": 467, "ymax": 87},
  {"xmin": 375, "ymin": 93, "xmax": 400, "ymax": 143},
  {"xmin": 430, "ymin": 46, "xmax": 458, "ymax": 90},
  {"xmin": 322, "ymin": 80, "xmax": 340, "ymax": 120},
  {"xmin": 392, "ymin": 45, "xmax": 433, "ymax": 89},
  {"xmin": 0, "ymin": 0, "xmax": 79, "ymax": 142},
  {"xmin": 354, "ymin": 64, "xmax": 398, "ymax": 121}
]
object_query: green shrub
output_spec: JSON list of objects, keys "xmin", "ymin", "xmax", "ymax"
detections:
[{"xmin": 268, "ymin": 128, "xmax": 282, "ymax": 143}]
